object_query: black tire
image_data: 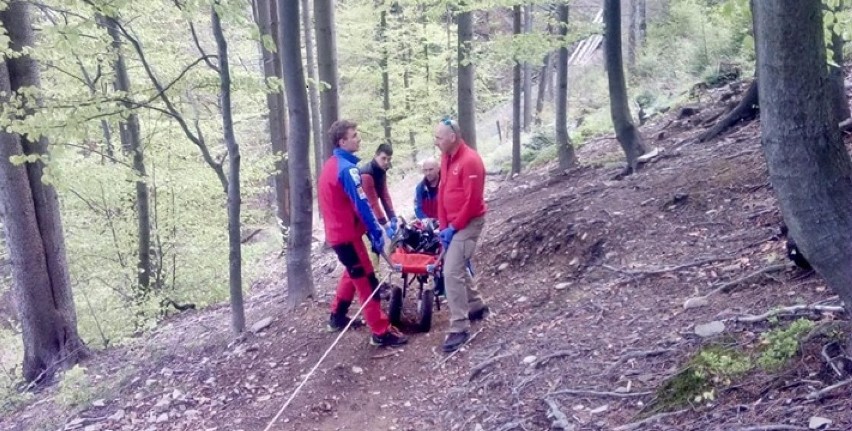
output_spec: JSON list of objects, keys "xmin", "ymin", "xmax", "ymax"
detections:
[
  {"xmin": 417, "ymin": 289, "xmax": 434, "ymax": 332},
  {"xmin": 388, "ymin": 286, "xmax": 403, "ymax": 327}
]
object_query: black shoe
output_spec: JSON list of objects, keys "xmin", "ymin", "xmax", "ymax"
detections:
[
  {"xmin": 370, "ymin": 326, "xmax": 408, "ymax": 347},
  {"xmin": 327, "ymin": 313, "xmax": 364, "ymax": 332},
  {"xmin": 468, "ymin": 306, "xmax": 490, "ymax": 322},
  {"xmin": 442, "ymin": 331, "xmax": 470, "ymax": 353}
]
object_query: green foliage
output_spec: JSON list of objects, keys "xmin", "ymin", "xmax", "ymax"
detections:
[
  {"xmin": 56, "ymin": 365, "xmax": 92, "ymax": 408},
  {"xmin": 757, "ymin": 318, "xmax": 815, "ymax": 370}
]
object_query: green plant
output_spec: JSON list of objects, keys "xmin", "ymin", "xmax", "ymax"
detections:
[
  {"xmin": 758, "ymin": 318, "xmax": 815, "ymax": 370},
  {"xmin": 56, "ymin": 365, "xmax": 93, "ymax": 408}
]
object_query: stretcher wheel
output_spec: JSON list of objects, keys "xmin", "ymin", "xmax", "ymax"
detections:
[
  {"xmin": 417, "ymin": 289, "xmax": 434, "ymax": 332},
  {"xmin": 388, "ymin": 286, "xmax": 403, "ymax": 327}
]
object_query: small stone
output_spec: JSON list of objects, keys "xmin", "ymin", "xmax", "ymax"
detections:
[
  {"xmin": 554, "ymin": 282, "xmax": 571, "ymax": 291},
  {"xmin": 516, "ymin": 296, "xmax": 528, "ymax": 303},
  {"xmin": 522, "ymin": 355, "xmax": 537, "ymax": 365},
  {"xmin": 92, "ymin": 399, "xmax": 106, "ymax": 407},
  {"xmin": 155, "ymin": 413, "xmax": 168, "ymax": 423},
  {"xmin": 251, "ymin": 317, "xmax": 273, "ymax": 333},
  {"xmin": 809, "ymin": 416, "xmax": 832, "ymax": 429},
  {"xmin": 683, "ymin": 296, "xmax": 709, "ymax": 310},
  {"xmin": 695, "ymin": 321, "xmax": 725, "ymax": 338},
  {"xmin": 590, "ymin": 405, "xmax": 609, "ymax": 414},
  {"xmin": 352, "ymin": 366, "xmax": 364, "ymax": 374},
  {"xmin": 108, "ymin": 409, "xmax": 125, "ymax": 421},
  {"xmin": 510, "ymin": 249, "xmax": 519, "ymax": 260},
  {"xmin": 498, "ymin": 262, "xmax": 509, "ymax": 272}
]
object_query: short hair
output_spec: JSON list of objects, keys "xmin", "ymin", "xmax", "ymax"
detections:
[
  {"xmin": 420, "ymin": 156, "xmax": 438, "ymax": 168},
  {"xmin": 328, "ymin": 119, "xmax": 357, "ymax": 148},
  {"xmin": 375, "ymin": 143, "xmax": 393, "ymax": 157},
  {"xmin": 440, "ymin": 117, "xmax": 461, "ymax": 136}
]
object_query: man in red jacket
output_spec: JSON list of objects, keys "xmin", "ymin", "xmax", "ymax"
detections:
[
  {"xmin": 318, "ymin": 119, "xmax": 407, "ymax": 347},
  {"xmin": 434, "ymin": 118, "xmax": 489, "ymax": 353}
]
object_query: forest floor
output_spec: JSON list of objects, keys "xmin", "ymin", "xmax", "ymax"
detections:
[{"xmin": 3, "ymin": 79, "xmax": 852, "ymax": 431}]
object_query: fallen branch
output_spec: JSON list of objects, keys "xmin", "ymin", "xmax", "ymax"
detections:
[
  {"xmin": 602, "ymin": 255, "xmax": 733, "ymax": 277},
  {"xmin": 730, "ymin": 426, "xmax": 808, "ymax": 431},
  {"xmin": 605, "ymin": 349, "xmax": 673, "ymax": 374},
  {"xmin": 697, "ymin": 79, "xmax": 758, "ymax": 143},
  {"xmin": 469, "ymin": 353, "xmax": 513, "ymax": 382},
  {"xmin": 548, "ymin": 388, "xmax": 652, "ymax": 398},
  {"xmin": 729, "ymin": 304, "xmax": 845, "ymax": 323},
  {"xmin": 806, "ymin": 377, "xmax": 852, "ymax": 401},
  {"xmin": 543, "ymin": 397, "xmax": 574, "ymax": 431},
  {"xmin": 613, "ymin": 409, "xmax": 688, "ymax": 431},
  {"xmin": 713, "ymin": 263, "xmax": 793, "ymax": 295},
  {"xmin": 532, "ymin": 350, "xmax": 575, "ymax": 369},
  {"xmin": 496, "ymin": 421, "xmax": 523, "ymax": 431}
]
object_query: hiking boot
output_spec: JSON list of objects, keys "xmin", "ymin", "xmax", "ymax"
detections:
[
  {"xmin": 468, "ymin": 306, "xmax": 490, "ymax": 322},
  {"xmin": 442, "ymin": 331, "xmax": 470, "ymax": 353},
  {"xmin": 327, "ymin": 313, "xmax": 364, "ymax": 332},
  {"xmin": 370, "ymin": 326, "xmax": 408, "ymax": 347}
]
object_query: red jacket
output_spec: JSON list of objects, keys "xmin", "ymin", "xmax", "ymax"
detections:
[
  {"xmin": 319, "ymin": 149, "xmax": 383, "ymax": 246},
  {"xmin": 360, "ymin": 160, "xmax": 396, "ymax": 225},
  {"xmin": 438, "ymin": 140, "xmax": 487, "ymax": 230}
]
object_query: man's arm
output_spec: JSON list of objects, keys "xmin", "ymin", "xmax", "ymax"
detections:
[
  {"xmin": 437, "ymin": 159, "xmax": 449, "ymax": 229},
  {"xmin": 414, "ymin": 184, "xmax": 426, "ymax": 219},
  {"xmin": 379, "ymin": 181, "xmax": 396, "ymax": 220},
  {"xmin": 448, "ymin": 155, "xmax": 485, "ymax": 231},
  {"xmin": 341, "ymin": 167, "xmax": 383, "ymax": 237},
  {"xmin": 360, "ymin": 174, "xmax": 388, "ymax": 225}
]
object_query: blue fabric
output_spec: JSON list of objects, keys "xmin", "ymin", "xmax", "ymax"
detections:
[
  {"xmin": 334, "ymin": 148, "xmax": 382, "ymax": 241},
  {"xmin": 439, "ymin": 226, "xmax": 456, "ymax": 249}
]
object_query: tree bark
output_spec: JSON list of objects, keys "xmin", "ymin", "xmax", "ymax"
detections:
[
  {"xmin": 697, "ymin": 80, "xmax": 758, "ymax": 142},
  {"xmin": 829, "ymin": 1, "xmax": 850, "ymax": 122},
  {"xmin": 102, "ymin": 15, "xmax": 153, "ymax": 295},
  {"xmin": 534, "ymin": 52, "xmax": 551, "ymax": 126},
  {"xmin": 379, "ymin": 3, "xmax": 392, "ymax": 146},
  {"xmin": 556, "ymin": 4, "xmax": 577, "ymax": 170},
  {"xmin": 755, "ymin": 0, "xmax": 852, "ymax": 318},
  {"xmin": 256, "ymin": 0, "xmax": 290, "ymax": 237},
  {"xmin": 314, "ymin": 0, "xmax": 339, "ymax": 161},
  {"xmin": 512, "ymin": 5, "xmax": 522, "ymax": 175},
  {"xmin": 279, "ymin": 0, "xmax": 315, "ymax": 306},
  {"xmin": 628, "ymin": 0, "xmax": 638, "ymax": 70},
  {"xmin": 0, "ymin": 1, "xmax": 87, "ymax": 382},
  {"xmin": 604, "ymin": 0, "xmax": 648, "ymax": 173},
  {"xmin": 522, "ymin": 4, "xmax": 533, "ymax": 132},
  {"xmin": 301, "ymin": 0, "xmax": 323, "ymax": 186},
  {"xmin": 457, "ymin": 5, "xmax": 477, "ymax": 149},
  {"xmin": 211, "ymin": 3, "xmax": 245, "ymax": 334}
]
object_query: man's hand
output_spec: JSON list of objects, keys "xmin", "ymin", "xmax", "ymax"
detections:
[
  {"xmin": 439, "ymin": 225, "xmax": 456, "ymax": 249},
  {"xmin": 369, "ymin": 230, "xmax": 385, "ymax": 255}
]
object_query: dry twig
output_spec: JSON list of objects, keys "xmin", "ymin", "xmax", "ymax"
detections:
[
  {"xmin": 604, "ymin": 348, "xmax": 673, "ymax": 374},
  {"xmin": 730, "ymin": 304, "xmax": 845, "ymax": 323},
  {"xmin": 532, "ymin": 350, "xmax": 575, "ymax": 369},
  {"xmin": 469, "ymin": 353, "xmax": 513, "ymax": 382},
  {"xmin": 547, "ymin": 388, "xmax": 652, "ymax": 398},
  {"xmin": 806, "ymin": 377, "xmax": 852, "ymax": 401},
  {"xmin": 612, "ymin": 409, "xmax": 688, "ymax": 431},
  {"xmin": 543, "ymin": 397, "xmax": 574, "ymax": 430}
]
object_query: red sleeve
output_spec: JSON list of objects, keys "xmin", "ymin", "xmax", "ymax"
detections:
[
  {"xmin": 449, "ymin": 152, "xmax": 485, "ymax": 231},
  {"xmin": 360, "ymin": 174, "xmax": 388, "ymax": 225},
  {"xmin": 381, "ymin": 182, "xmax": 396, "ymax": 219},
  {"xmin": 437, "ymin": 156, "xmax": 449, "ymax": 229}
]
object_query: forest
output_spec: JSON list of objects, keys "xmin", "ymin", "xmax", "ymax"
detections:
[{"xmin": 1, "ymin": 0, "xmax": 852, "ymax": 429}]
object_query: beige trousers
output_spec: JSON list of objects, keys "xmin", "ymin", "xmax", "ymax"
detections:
[{"xmin": 444, "ymin": 216, "xmax": 486, "ymax": 333}]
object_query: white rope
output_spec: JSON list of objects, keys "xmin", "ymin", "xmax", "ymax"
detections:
[{"xmin": 262, "ymin": 270, "xmax": 393, "ymax": 431}]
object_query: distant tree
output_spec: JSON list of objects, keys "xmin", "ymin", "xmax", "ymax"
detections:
[
  {"xmin": 755, "ymin": 0, "xmax": 852, "ymax": 325},
  {"xmin": 555, "ymin": 4, "xmax": 577, "ymax": 170},
  {"xmin": 0, "ymin": 1, "xmax": 88, "ymax": 382},
  {"xmin": 522, "ymin": 4, "xmax": 533, "ymax": 132},
  {"xmin": 457, "ymin": 2, "xmax": 477, "ymax": 149},
  {"xmin": 279, "ymin": 0, "xmax": 315, "ymax": 306},
  {"xmin": 512, "ymin": 5, "xmax": 522, "ymax": 175},
  {"xmin": 604, "ymin": 0, "xmax": 648, "ymax": 173},
  {"xmin": 301, "ymin": 0, "xmax": 324, "ymax": 182},
  {"xmin": 315, "ymin": 0, "xmax": 340, "ymax": 160}
]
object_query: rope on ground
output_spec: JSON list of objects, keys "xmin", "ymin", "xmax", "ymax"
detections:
[{"xmin": 261, "ymin": 270, "xmax": 393, "ymax": 431}]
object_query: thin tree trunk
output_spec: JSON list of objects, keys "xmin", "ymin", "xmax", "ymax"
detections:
[
  {"xmin": 403, "ymin": 42, "xmax": 416, "ymax": 154},
  {"xmin": 829, "ymin": 1, "xmax": 850, "ymax": 122},
  {"xmin": 534, "ymin": 52, "xmax": 551, "ymax": 125},
  {"xmin": 279, "ymin": 0, "xmax": 315, "ymax": 306},
  {"xmin": 102, "ymin": 15, "xmax": 152, "ymax": 295},
  {"xmin": 604, "ymin": 0, "xmax": 648, "ymax": 173},
  {"xmin": 628, "ymin": 0, "xmax": 638, "ymax": 71},
  {"xmin": 446, "ymin": 5, "xmax": 454, "ymax": 99},
  {"xmin": 256, "ymin": 0, "xmax": 290, "ymax": 238},
  {"xmin": 211, "ymin": 4, "xmax": 245, "ymax": 334},
  {"xmin": 522, "ymin": 4, "xmax": 533, "ymax": 132},
  {"xmin": 512, "ymin": 5, "xmax": 522, "ymax": 175},
  {"xmin": 301, "ymin": 0, "xmax": 323, "ymax": 184},
  {"xmin": 556, "ymin": 4, "xmax": 577, "ymax": 170},
  {"xmin": 379, "ymin": 4, "xmax": 392, "ymax": 146},
  {"xmin": 755, "ymin": 0, "xmax": 852, "ymax": 327},
  {"xmin": 314, "ymin": 0, "xmax": 339, "ymax": 161},
  {"xmin": 0, "ymin": 1, "xmax": 87, "ymax": 382},
  {"xmin": 638, "ymin": 0, "xmax": 646, "ymax": 49},
  {"xmin": 457, "ymin": 6, "xmax": 477, "ymax": 149}
]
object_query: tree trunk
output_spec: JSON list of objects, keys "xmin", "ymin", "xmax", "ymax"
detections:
[
  {"xmin": 556, "ymin": 4, "xmax": 577, "ymax": 170},
  {"xmin": 534, "ymin": 52, "xmax": 551, "ymax": 126},
  {"xmin": 0, "ymin": 1, "xmax": 87, "ymax": 382},
  {"xmin": 829, "ymin": 1, "xmax": 850, "ymax": 122},
  {"xmin": 279, "ymin": 0, "xmax": 315, "ymax": 307},
  {"xmin": 301, "ymin": 0, "xmax": 323, "ymax": 184},
  {"xmin": 512, "ymin": 5, "xmax": 522, "ymax": 175},
  {"xmin": 379, "ymin": 4, "xmax": 392, "ymax": 146},
  {"xmin": 638, "ymin": 0, "xmax": 646, "ymax": 49},
  {"xmin": 522, "ymin": 4, "xmax": 532, "ymax": 132},
  {"xmin": 211, "ymin": 4, "xmax": 245, "ymax": 334},
  {"xmin": 628, "ymin": 0, "xmax": 638, "ymax": 70},
  {"xmin": 403, "ymin": 42, "xmax": 417, "ymax": 154},
  {"xmin": 256, "ymin": 0, "xmax": 290, "ymax": 238},
  {"xmin": 755, "ymin": 0, "xmax": 852, "ymax": 319},
  {"xmin": 604, "ymin": 0, "xmax": 648, "ymax": 173},
  {"xmin": 102, "ymin": 15, "xmax": 153, "ymax": 295},
  {"xmin": 697, "ymin": 80, "xmax": 758, "ymax": 142},
  {"xmin": 457, "ymin": 6, "xmax": 477, "ymax": 149},
  {"xmin": 314, "ymin": 0, "xmax": 339, "ymax": 161}
]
